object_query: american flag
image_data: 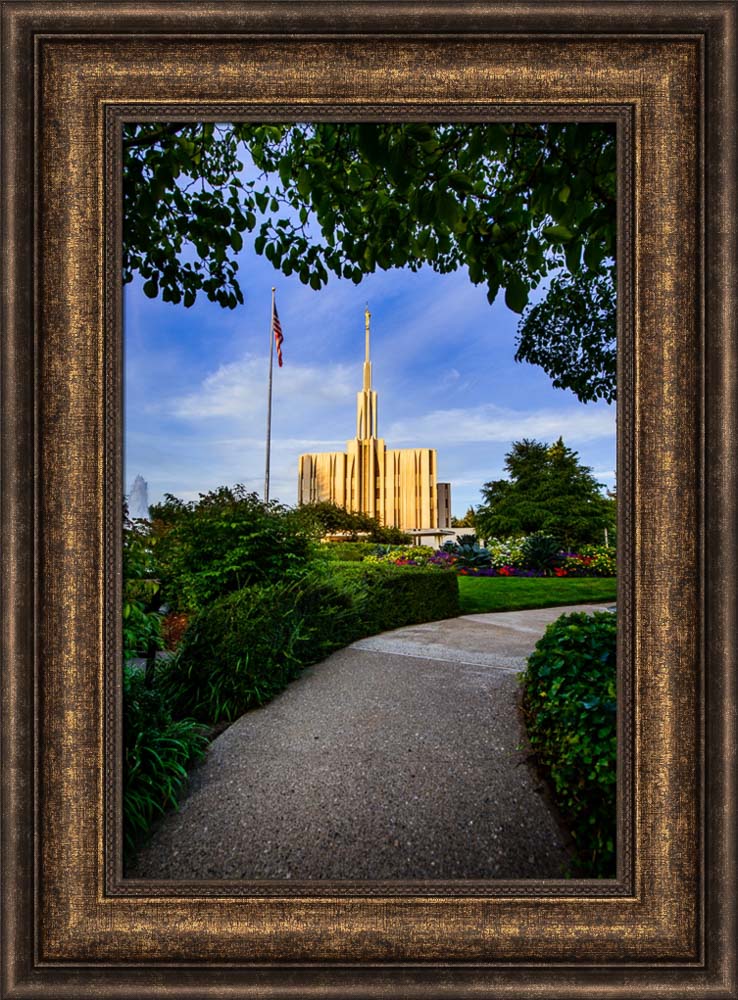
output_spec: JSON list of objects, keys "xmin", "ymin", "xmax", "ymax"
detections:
[{"xmin": 272, "ymin": 303, "xmax": 284, "ymax": 367}]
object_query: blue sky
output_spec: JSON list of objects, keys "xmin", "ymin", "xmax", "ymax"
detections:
[{"xmin": 124, "ymin": 174, "xmax": 616, "ymax": 520}]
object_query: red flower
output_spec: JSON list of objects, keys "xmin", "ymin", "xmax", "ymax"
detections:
[{"xmin": 553, "ymin": 567, "xmax": 567, "ymax": 577}]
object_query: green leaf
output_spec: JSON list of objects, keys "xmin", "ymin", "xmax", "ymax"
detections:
[
  {"xmin": 446, "ymin": 170, "xmax": 474, "ymax": 195},
  {"xmin": 584, "ymin": 239, "xmax": 606, "ymax": 271},
  {"xmin": 565, "ymin": 240, "xmax": 582, "ymax": 272},
  {"xmin": 504, "ymin": 273, "xmax": 529, "ymax": 314},
  {"xmin": 142, "ymin": 278, "xmax": 158, "ymax": 298},
  {"xmin": 437, "ymin": 192, "xmax": 460, "ymax": 228},
  {"xmin": 357, "ymin": 124, "xmax": 384, "ymax": 165},
  {"xmin": 297, "ymin": 170, "xmax": 311, "ymax": 199},
  {"xmin": 542, "ymin": 224, "xmax": 574, "ymax": 242}
]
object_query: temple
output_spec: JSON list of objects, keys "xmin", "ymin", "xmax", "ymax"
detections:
[{"xmin": 297, "ymin": 307, "xmax": 451, "ymax": 535}]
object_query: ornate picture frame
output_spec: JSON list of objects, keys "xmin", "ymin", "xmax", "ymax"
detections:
[{"xmin": 1, "ymin": 2, "xmax": 735, "ymax": 997}]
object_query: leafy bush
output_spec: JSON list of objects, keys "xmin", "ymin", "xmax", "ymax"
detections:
[
  {"xmin": 520, "ymin": 531, "xmax": 562, "ymax": 572},
  {"xmin": 123, "ymin": 667, "xmax": 208, "ymax": 857},
  {"xmin": 123, "ymin": 516, "xmax": 163, "ymax": 661},
  {"xmin": 291, "ymin": 501, "xmax": 411, "ymax": 544},
  {"xmin": 452, "ymin": 539, "xmax": 492, "ymax": 570},
  {"xmin": 158, "ymin": 573, "xmax": 359, "ymax": 724},
  {"xmin": 522, "ymin": 611, "xmax": 617, "ymax": 876},
  {"xmin": 148, "ymin": 486, "xmax": 314, "ymax": 612}
]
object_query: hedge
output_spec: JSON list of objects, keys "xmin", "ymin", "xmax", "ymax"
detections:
[
  {"xmin": 521, "ymin": 610, "xmax": 617, "ymax": 877},
  {"xmin": 159, "ymin": 564, "xmax": 459, "ymax": 725},
  {"xmin": 328, "ymin": 562, "xmax": 459, "ymax": 634}
]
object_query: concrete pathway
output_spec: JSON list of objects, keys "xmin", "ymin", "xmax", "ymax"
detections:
[{"xmin": 129, "ymin": 604, "xmax": 614, "ymax": 881}]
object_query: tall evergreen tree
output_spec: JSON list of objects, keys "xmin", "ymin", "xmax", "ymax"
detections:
[{"xmin": 474, "ymin": 437, "xmax": 614, "ymax": 548}]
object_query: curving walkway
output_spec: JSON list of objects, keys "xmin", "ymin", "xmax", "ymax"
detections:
[{"xmin": 129, "ymin": 604, "xmax": 613, "ymax": 881}]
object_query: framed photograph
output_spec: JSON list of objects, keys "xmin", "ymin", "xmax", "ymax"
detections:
[{"xmin": 1, "ymin": 2, "xmax": 735, "ymax": 997}]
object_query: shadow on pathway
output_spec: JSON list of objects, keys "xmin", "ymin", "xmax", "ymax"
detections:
[{"xmin": 129, "ymin": 603, "xmax": 614, "ymax": 881}]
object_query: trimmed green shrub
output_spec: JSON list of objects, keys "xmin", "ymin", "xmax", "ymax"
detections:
[
  {"xmin": 329, "ymin": 562, "xmax": 460, "ymax": 634},
  {"xmin": 123, "ymin": 667, "xmax": 208, "ymax": 857},
  {"xmin": 158, "ymin": 573, "xmax": 359, "ymax": 724},
  {"xmin": 522, "ymin": 610, "xmax": 616, "ymax": 877},
  {"xmin": 160, "ymin": 564, "xmax": 459, "ymax": 726}
]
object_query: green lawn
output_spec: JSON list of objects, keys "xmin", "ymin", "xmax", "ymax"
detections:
[{"xmin": 457, "ymin": 576, "xmax": 617, "ymax": 614}]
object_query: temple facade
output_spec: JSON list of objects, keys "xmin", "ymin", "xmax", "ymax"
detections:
[{"xmin": 297, "ymin": 308, "xmax": 451, "ymax": 533}]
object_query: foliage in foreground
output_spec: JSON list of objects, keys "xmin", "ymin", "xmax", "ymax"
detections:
[
  {"xmin": 123, "ymin": 122, "xmax": 616, "ymax": 402},
  {"xmin": 148, "ymin": 486, "xmax": 314, "ymax": 613},
  {"xmin": 123, "ymin": 512, "xmax": 164, "ymax": 661},
  {"xmin": 157, "ymin": 573, "xmax": 357, "ymax": 723},
  {"xmin": 123, "ymin": 667, "xmax": 209, "ymax": 858},
  {"xmin": 522, "ymin": 611, "xmax": 617, "ymax": 877},
  {"xmin": 158, "ymin": 564, "xmax": 459, "ymax": 725}
]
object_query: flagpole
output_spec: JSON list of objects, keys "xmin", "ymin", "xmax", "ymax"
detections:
[{"xmin": 264, "ymin": 287, "xmax": 275, "ymax": 503}]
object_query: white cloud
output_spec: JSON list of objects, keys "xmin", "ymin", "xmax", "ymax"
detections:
[
  {"xmin": 385, "ymin": 402, "xmax": 615, "ymax": 448},
  {"xmin": 167, "ymin": 355, "xmax": 354, "ymax": 422}
]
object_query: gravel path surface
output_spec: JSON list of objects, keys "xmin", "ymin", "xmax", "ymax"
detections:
[{"xmin": 129, "ymin": 604, "xmax": 613, "ymax": 881}]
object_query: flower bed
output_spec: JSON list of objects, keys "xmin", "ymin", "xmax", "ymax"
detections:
[{"xmin": 369, "ymin": 540, "xmax": 616, "ymax": 578}]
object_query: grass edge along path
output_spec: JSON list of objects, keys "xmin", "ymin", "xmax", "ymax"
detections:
[{"xmin": 457, "ymin": 576, "xmax": 617, "ymax": 615}]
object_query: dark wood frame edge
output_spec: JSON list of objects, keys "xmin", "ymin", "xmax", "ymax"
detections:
[{"xmin": 1, "ymin": 2, "xmax": 735, "ymax": 997}]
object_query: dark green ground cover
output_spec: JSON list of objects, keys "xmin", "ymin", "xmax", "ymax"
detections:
[{"xmin": 457, "ymin": 576, "xmax": 616, "ymax": 614}]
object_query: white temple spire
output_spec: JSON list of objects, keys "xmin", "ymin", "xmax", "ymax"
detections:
[{"xmin": 363, "ymin": 304, "xmax": 372, "ymax": 391}]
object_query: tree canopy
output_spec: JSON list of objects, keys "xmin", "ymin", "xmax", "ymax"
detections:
[
  {"xmin": 473, "ymin": 438, "xmax": 615, "ymax": 549},
  {"xmin": 123, "ymin": 122, "xmax": 616, "ymax": 402}
]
